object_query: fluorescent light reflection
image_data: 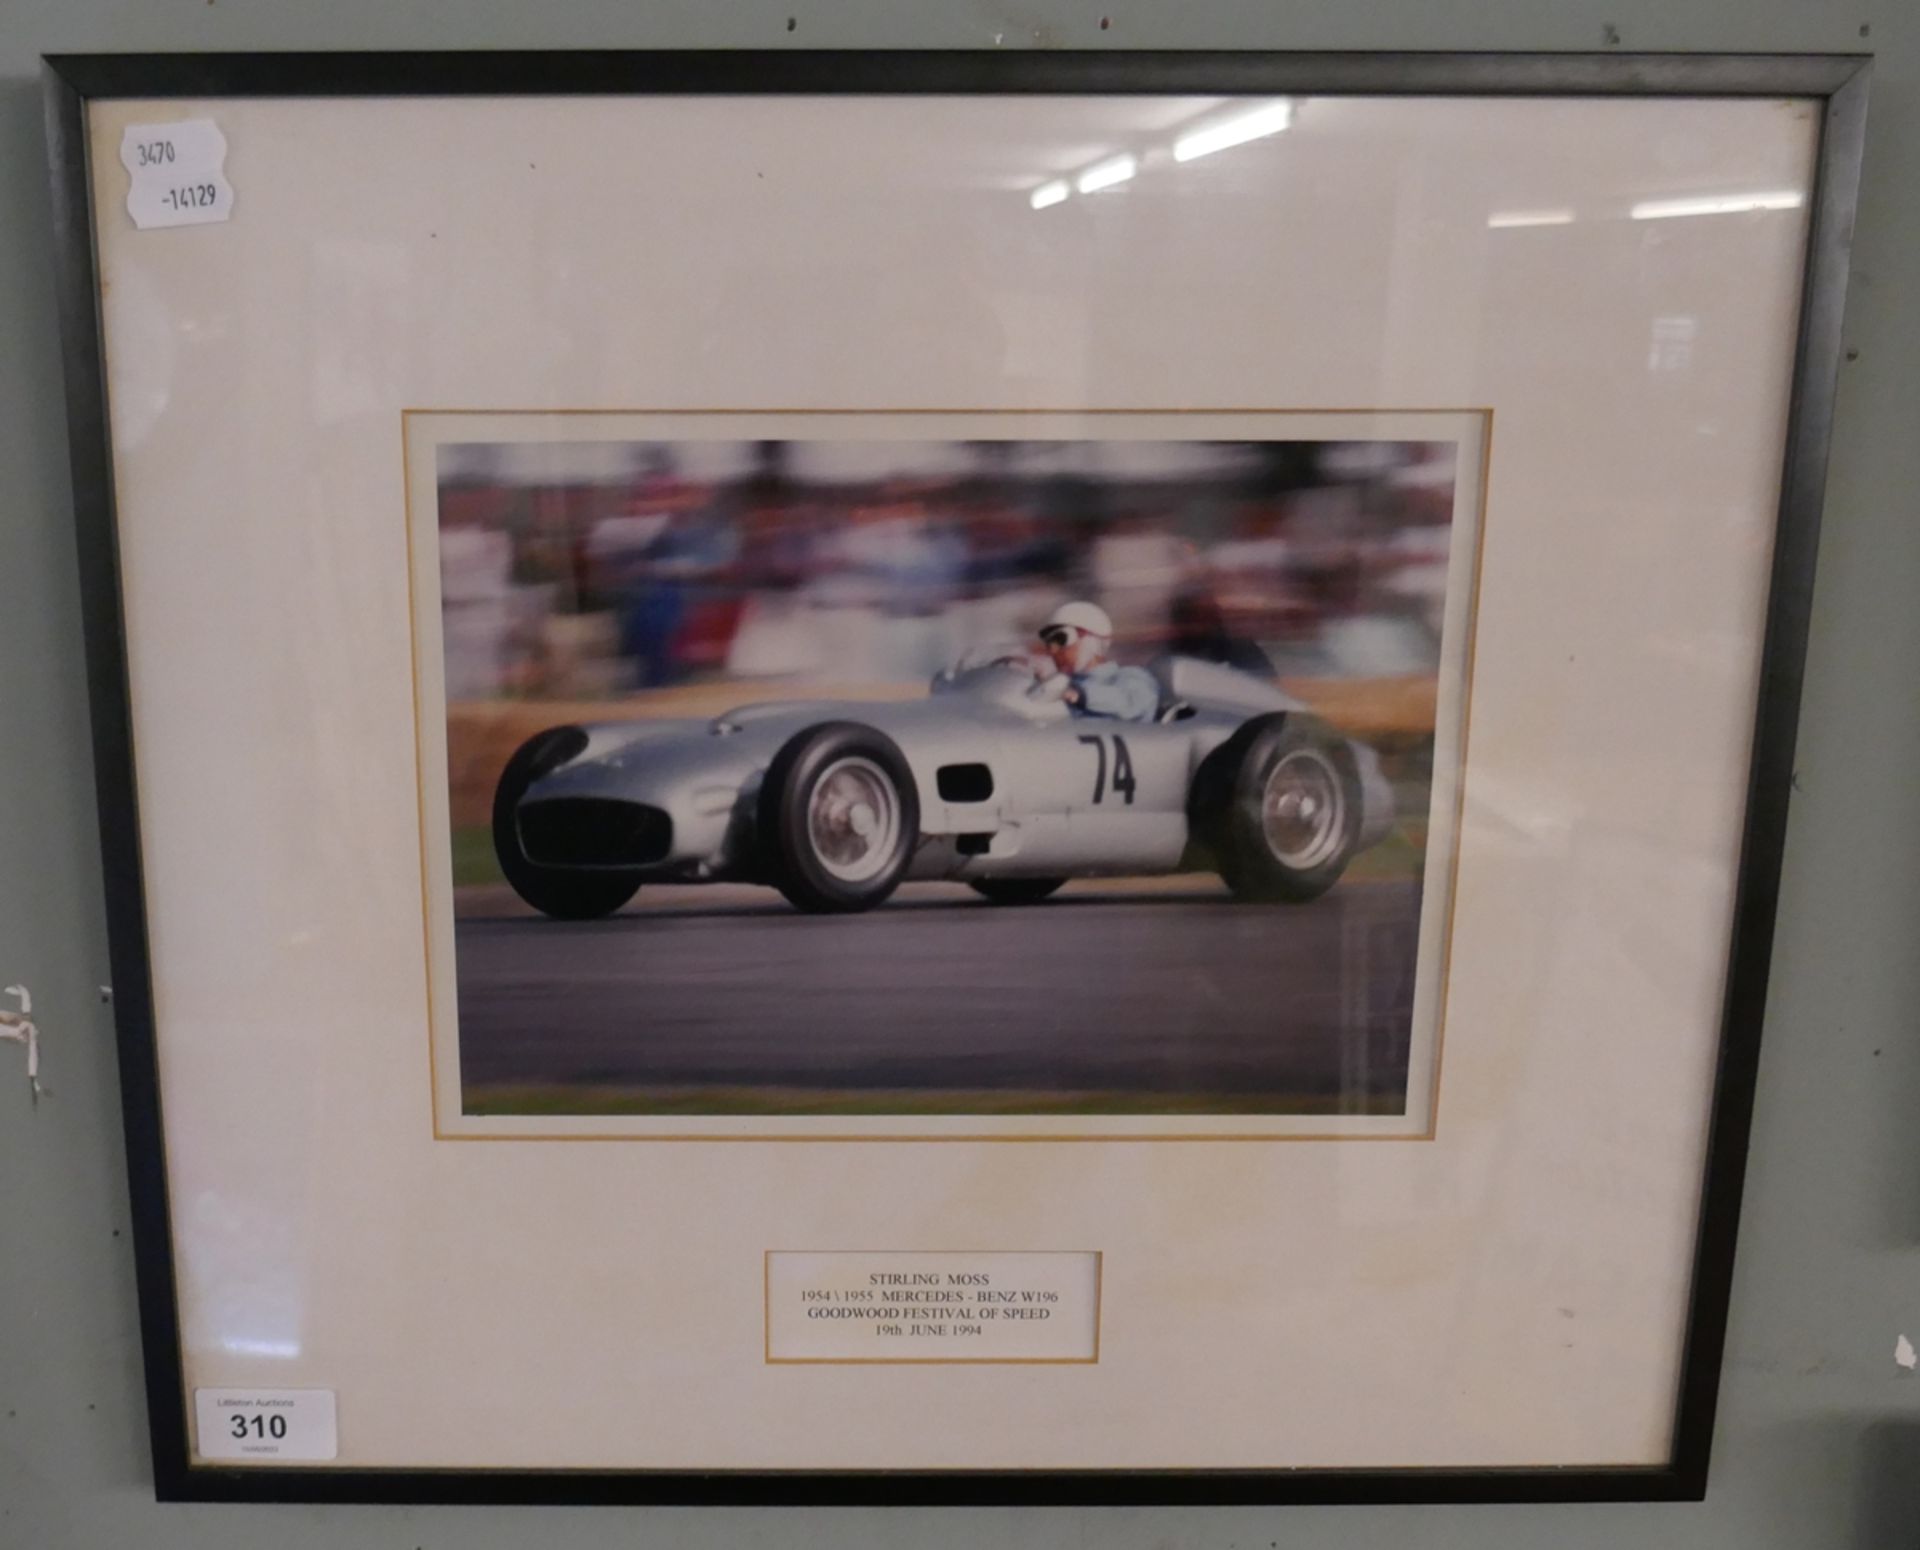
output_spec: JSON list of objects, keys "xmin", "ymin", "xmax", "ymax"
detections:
[
  {"xmin": 1029, "ymin": 180, "xmax": 1070, "ymax": 211},
  {"xmin": 221, "ymin": 1336, "xmax": 302, "ymax": 1359},
  {"xmin": 1631, "ymin": 190, "xmax": 1804, "ymax": 221},
  {"xmin": 1173, "ymin": 100, "xmax": 1294, "ymax": 163},
  {"xmin": 1075, "ymin": 155, "xmax": 1137, "ymax": 195},
  {"xmin": 1488, "ymin": 209, "xmax": 1575, "ymax": 229}
]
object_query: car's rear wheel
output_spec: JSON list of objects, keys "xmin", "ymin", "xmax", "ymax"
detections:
[
  {"xmin": 1195, "ymin": 714, "xmax": 1360, "ymax": 902},
  {"xmin": 759, "ymin": 723, "xmax": 919, "ymax": 913},
  {"xmin": 492, "ymin": 729, "xmax": 643, "ymax": 920},
  {"xmin": 967, "ymin": 877, "xmax": 1067, "ymax": 905}
]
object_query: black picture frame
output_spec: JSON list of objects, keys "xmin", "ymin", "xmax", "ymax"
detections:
[{"xmin": 42, "ymin": 48, "xmax": 1869, "ymax": 1506}]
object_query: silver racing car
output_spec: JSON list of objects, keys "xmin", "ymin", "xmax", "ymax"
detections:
[{"xmin": 491, "ymin": 649, "xmax": 1397, "ymax": 918}]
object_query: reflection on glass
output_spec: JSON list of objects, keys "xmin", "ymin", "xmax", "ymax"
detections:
[
  {"xmin": 1630, "ymin": 189, "xmax": 1804, "ymax": 220},
  {"xmin": 1075, "ymin": 154, "xmax": 1136, "ymax": 195},
  {"xmin": 1172, "ymin": 99, "xmax": 1294, "ymax": 163}
]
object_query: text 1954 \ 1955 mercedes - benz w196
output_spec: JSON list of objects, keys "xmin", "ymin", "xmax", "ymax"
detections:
[{"xmin": 491, "ymin": 649, "xmax": 1398, "ymax": 918}]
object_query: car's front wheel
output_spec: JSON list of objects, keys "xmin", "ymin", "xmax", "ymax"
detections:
[
  {"xmin": 1195, "ymin": 714, "xmax": 1360, "ymax": 903},
  {"xmin": 758, "ymin": 723, "xmax": 919, "ymax": 913},
  {"xmin": 967, "ymin": 877, "xmax": 1067, "ymax": 905},
  {"xmin": 492, "ymin": 730, "xmax": 643, "ymax": 920}
]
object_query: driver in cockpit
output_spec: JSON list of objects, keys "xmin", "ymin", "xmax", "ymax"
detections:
[{"xmin": 1031, "ymin": 602, "xmax": 1160, "ymax": 723}]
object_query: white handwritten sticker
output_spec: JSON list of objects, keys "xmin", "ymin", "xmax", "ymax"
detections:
[
  {"xmin": 193, "ymin": 1388, "xmax": 337, "ymax": 1462},
  {"xmin": 121, "ymin": 120, "xmax": 233, "ymax": 230}
]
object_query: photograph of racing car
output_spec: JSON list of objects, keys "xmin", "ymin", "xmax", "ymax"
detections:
[
  {"xmin": 494, "ymin": 630, "xmax": 1396, "ymax": 919},
  {"xmin": 423, "ymin": 426, "xmax": 1475, "ymax": 1125}
]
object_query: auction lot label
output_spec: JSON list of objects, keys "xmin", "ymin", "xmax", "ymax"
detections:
[
  {"xmin": 766, "ymin": 1251, "xmax": 1100, "ymax": 1363},
  {"xmin": 193, "ymin": 1388, "xmax": 338, "ymax": 1461},
  {"xmin": 120, "ymin": 120, "xmax": 235, "ymax": 230}
]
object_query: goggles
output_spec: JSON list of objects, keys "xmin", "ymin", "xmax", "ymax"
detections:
[{"xmin": 1040, "ymin": 626, "xmax": 1080, "ymax": 649}]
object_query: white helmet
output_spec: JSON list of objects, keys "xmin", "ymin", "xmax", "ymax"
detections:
[{"xmin": 1041, "ymin": 600, "xmax": 1113, "ymax": 645}]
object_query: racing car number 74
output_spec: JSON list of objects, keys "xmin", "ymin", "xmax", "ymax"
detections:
[
  {"xmin": 1077, "ymin": 733, "xmax": 1137, "ymax": 806},
  {"xmin": 490, "ymin": 649, "xmax": 1398, "ymax": 917}
]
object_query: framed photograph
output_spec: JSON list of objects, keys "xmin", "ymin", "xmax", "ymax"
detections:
[{"xmin": 45, "ymin": 49, "xmax": 1866, "ymax": 1503}]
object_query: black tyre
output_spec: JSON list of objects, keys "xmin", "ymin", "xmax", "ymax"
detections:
[
  {"xmin": 967, "ymin": 877, "xmax": 1067, "ymax": 905},
  {"xmin": 758, "ymin": 723, "xmax": 919, "ymax": 913},
  {"xmin": 1194, "ymin": 714, "xmax": 1360, "ymax": 903},
  {"xmin": 492, "ymin": 728, "xmax": 643, "ymax": 920}
]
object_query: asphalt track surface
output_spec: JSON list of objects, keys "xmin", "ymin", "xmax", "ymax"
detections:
[{"xmin": 454, "ymin": 878, "xmax": 1423, "ymax": 1113}]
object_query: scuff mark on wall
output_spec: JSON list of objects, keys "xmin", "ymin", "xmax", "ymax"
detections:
[{"xmin": 1896, "ymin": 1335, "xmax": 1916, "ymax": 1372}]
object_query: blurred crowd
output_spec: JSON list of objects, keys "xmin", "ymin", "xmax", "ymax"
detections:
[{"xmin": 436, "ymin": 438, "xmax": 1456, "ymax": 701}]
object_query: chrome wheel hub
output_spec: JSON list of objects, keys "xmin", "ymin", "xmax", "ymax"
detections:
[
  {"xmin": 807, "ymin": 756, "xmax": 901, "ymax": 883},
  {"xmin": 1260, "ymin": 749, "xmax": 1347, "ymax": 870}
]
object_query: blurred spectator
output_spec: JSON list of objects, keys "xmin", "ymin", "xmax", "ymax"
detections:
[
  {"xmin": 1089, "ymin": 516, "xmax": 1200, "ymax": 643},
  {"xmin": 436, "ymin": 437, "xmax": 1458, "ymax": 700},
  {"xmin": 619, "ymin": 506, "xmax": 739, "ymax": 689},
  {"xmin": 438, "ymin": 525, "xmax": 514, "ymax": 698},
  {"xmin": 1168, "ymin": 590, "xmax": 1276, "ymax": 676}
]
